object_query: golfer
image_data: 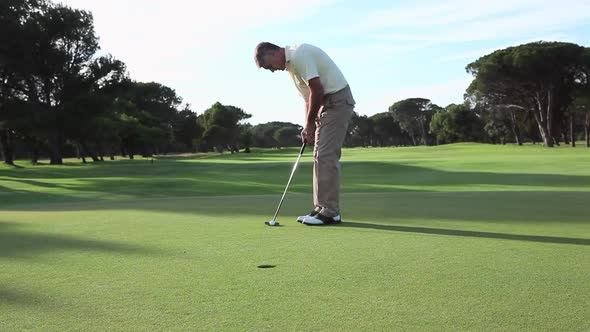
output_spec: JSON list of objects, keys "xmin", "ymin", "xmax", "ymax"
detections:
[{"xmin": 255, "ymin": 42, "xmax": 355, "ymax": 225}]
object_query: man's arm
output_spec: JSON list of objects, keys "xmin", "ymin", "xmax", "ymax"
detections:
[
  {"xmin": 302, "ymin": 77, "xmax": 324, "ymax": 143},
  {"xmin": 306, "ymin": 77, "xmax": 324, "ymax": 126}
]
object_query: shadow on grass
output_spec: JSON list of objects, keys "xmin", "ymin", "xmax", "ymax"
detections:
[
  {"xmin": 2, "ymin": 191, "xmax": 590, "ymax": 225},
  {"xmin": 0, "ymin": 221, "xmax": 154, "ymax": 258},
  {"xmin": 1, "ymin": 163, "xmax": 24, "ymax": 169},
  {"xmin": 339, "ymin": 221, "xmax": 590, "ymax": 246},
  {"xmin": 3, "ymin": 160, "xmax": 590, "ymax": 189},
  {"xmin": 0, "ymin": 222, "xmax": 156, "ymax": 307},
  {"xmin": 2, "ymin": 159, "xmax": 590, "ymax": 226},
  {"xmin": 31, "ymin": 161, "xmax": 91, "ymax": 167},
  {"xmin": 3, "ymin": 178, "xmax": 66, "ymax": 189},
  {"xmin": 0, "ymin": 287, "xmax": 43, "ymax": 306}
]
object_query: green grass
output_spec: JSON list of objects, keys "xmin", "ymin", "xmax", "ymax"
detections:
[{"xmin": 1, "ymin": 143, "xmax": 589, "ymax": 331}]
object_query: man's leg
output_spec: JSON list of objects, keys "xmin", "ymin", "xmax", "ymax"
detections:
[{"xmin": 312, "ymin": 88, "xmax": 354, "ymax": 218}]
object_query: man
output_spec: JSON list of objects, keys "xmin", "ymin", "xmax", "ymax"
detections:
[{"xmin": 254, "ymin": 42, "xmax": 355, "ymax": 225}]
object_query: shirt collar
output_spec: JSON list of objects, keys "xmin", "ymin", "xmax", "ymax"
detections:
[{"xmin": 284, "ymin": 45, "xmax": 293, "ymax": 70}]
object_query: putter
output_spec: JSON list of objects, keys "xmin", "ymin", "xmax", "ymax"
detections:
[{"xmin": 265, "ymin": 143, "xmax": 306, "ymax": 226}]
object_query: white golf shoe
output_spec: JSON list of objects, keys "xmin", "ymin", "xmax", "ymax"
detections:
[
  {"xmin": 297, "ymin": 210, "xmax": 319, "ymax": 223},
  {"xmin": 302, "ymin": 213, "xmax": 341, "ymax": 225}
]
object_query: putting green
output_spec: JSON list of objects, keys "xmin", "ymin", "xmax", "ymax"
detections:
[{"xmin": 1, "ymin": 144, "xmax": 589, "ymax": 330}]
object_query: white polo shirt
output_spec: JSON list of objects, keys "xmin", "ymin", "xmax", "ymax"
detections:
[{"xmin": 285, "ymin": 44, "xmax": 348, "ymax": 101}]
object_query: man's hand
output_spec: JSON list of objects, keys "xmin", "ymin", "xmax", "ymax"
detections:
[{"xmin": 301, "ymin": 123, "xmax": 316, "ymax": 143}]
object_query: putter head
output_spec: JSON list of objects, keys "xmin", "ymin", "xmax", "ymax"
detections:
[{"xmin": 265, "ymin": 220, "xmax": 280, "ymax": 226}]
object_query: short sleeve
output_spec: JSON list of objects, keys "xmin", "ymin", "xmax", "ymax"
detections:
[{"xmin": 293, "ymin": 53, "xmax": 319, "ymax": 84}]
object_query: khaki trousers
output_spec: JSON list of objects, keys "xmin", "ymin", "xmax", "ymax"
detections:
[{"xmin": 313, "ymin": 85, "xmax": 355, "ymax": 217}]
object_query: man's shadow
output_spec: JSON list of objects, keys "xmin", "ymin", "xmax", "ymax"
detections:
[{"xmin": 339, "ymin": 221, "xmax": 590, "ymax": 246}]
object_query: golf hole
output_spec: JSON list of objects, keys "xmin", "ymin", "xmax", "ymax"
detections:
[{"xmin": 257, "ymin": 265, "xmax": 276, "ymax": 269}]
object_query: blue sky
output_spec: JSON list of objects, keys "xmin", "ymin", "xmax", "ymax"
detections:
[{"xmin": 60, "ymin": 0, "xmax": 590, "ymax": 125}]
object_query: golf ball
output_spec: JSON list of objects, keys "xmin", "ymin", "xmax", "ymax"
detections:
[{"xmin": 269, "ymin": 220, "xmax": 276, "ymax": 226}]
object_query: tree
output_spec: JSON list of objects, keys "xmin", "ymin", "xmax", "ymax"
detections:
[
  {"xmin": 198, "ymin": 102, "xmax": 251, "ymax": 152},
  {"xmin": 239, "ymin": 123, "xmax": 253, "ymax": 152},
  {"xmin": 251, "ymin": 122, "xmax": 281, "ymax": 148},
  {"xmin": 250, "ymin": 122, "xmax": 300, "ymax": 148},
  {"xmin": 105, "ymin": 81, "xmax": 185, "ymax": 157},
  {"xmin": 572, "ymin": 48, "xmax": 590, "ymax": 147},
  {"xmin": 0, "ymin": 1, "xmax": 101, "ymax": 163},
  {"xmin": 1, "ymin": 0, "xmax": 205, "ymax": 162},
  {"xmin": 430, "ymin": 103, "xmax": 485, "ymax": 144},
  {"xmin": 36, "ymin": 4, "xmax": 99, "ymax": 163},
  {"xmin": 389, "ymin": 98, "xmax": 440, "ymax": 145},
  {"xmin": 345, "ymin": 112, "xmax": 374, "ymax": 147},
  {"xmin": 126, "ymin": 82, "xmax": 182, "ymax": 154},
  {"xmin": 466, "ymin": 42, "xmax": 588, "ymax": 147},
  {"xmin": 370, "ymin": 112, "xmax": 406, "ymax": 146},
  {"xmin": 62, "ymin": 55, "xmax": 128, "ymax": 162},
  {"xmin": 201, "ymin": 124, "xmax": 226, "ymax": 152},
  {"xmin": 0, "ymin": 0, "xmax": 50, "ymax": 164},
  {"xmin": 174, "ymin": 104, "xmax": 203, "ymax": 152},
  {"xmin": 479, "ymin": 105, "xmax": 515, "ymax": 145},
  {"xmin": 572, "ymin": 93, "xmax": 590, "ymax": 147},
  {"xmin": 273, "ymin": 126, "xmax": 301, "ymax": 148}
]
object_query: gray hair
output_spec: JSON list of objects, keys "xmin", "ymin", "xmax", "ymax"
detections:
[{"xmin": 254, "ymin": 42, "xmax": 280, "ymax": 67}]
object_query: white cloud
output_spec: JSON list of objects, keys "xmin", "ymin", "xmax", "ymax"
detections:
[
  {"xmin": 356, "ymin": 0, "xmax": 585, "ymax": 30},
  {"xmin": 433, "ymin": 48, "xmax": 500, "ymax": 63},
  {"xmin": 433, "ymin": 33, "xmax": 577, "ymax": 63},
  {"xmin": 353, "ymin": 0, "xmax": 590, "ymax": 44},
  {"xmin": 385, "ymin": 10, "xmax": 588, "ymax": 43}
]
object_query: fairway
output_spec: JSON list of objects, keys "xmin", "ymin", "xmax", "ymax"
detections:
[{"xmin": 1, "ymin": 144, "xmax": 589, "ymax": 331}]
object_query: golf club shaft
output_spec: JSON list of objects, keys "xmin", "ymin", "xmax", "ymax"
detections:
[{"xmin": 271, "ymin": 143, "xmax": 306, "ymax": 221}]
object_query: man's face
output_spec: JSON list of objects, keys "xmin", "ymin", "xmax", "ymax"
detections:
[{"xmin": 259, "ymin": 51, "xmax": 285, "ymax": 72}]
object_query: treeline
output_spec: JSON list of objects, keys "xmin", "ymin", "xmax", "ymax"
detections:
[
  {"xmin": 0, "ymin": 0, "xmax": 257, "ymax": 164},
  {"xmin": 2, "ymin": 1, "xmax": 590, "ymax": 166},
  {"xmin": 0, "ymin": 1, "xmax": 314, "ymax": 165},
  {"xmin": 348, "ymin": 42, "xmax": 590, "ymax": 148}
]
